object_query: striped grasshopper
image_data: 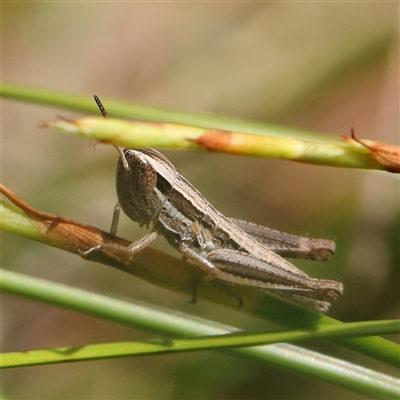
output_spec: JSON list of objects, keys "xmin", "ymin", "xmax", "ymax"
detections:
[{"xmin": 95, "ymin": 97, "xmax": 344, "ymax": 312}]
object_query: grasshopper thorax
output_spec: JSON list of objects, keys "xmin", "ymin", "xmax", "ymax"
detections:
[{"xmin": 116, "ymin": 148, "xmax": 177, "ymax": 227}]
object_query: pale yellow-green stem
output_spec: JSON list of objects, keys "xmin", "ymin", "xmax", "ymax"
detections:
[{"xmin": 43, "ymin": 116, "xmax": 398, "ymax": 172}]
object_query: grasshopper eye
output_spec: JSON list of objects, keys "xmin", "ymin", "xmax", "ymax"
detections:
[{"xmin": 133, "ymin": 157, "xmax": 157, "ymax": 196}]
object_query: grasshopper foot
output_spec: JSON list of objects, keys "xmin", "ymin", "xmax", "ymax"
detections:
[
  {"xmin": 78, "ymin": 245, "xmax": 103, "ymax": 259},
  {"xmin": 189, "ymin": 278, "xmax": 201, "ymax": 304},
  {"xmin": 213, "ymin": 281, "xmax": 243, "ymax": 308}
]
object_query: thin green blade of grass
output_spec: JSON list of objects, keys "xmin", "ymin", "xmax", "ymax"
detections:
[
  {"xmin": 2, "ymin": 317, "xmax": 399, "ymax": 367},
  {"xmin": 0, "ymin": 82, "xmax": 335, "ymax": 139}
]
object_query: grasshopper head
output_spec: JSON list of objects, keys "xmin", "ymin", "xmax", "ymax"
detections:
[{"xmin": 115, "ymin": 148, "xmax": 176, "ymax": 227}]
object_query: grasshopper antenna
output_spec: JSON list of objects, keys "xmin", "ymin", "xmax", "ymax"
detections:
[
  {"xmin": 92, "ymin": 95, "xmax": 128, "ymax": 230},
  {"xmin": 93, "ymin": 94, "xmax": 108, "ymax": 118},
  {"xmin": 93, "ymin": 95, "xmax": 129, "ymax": 171}
]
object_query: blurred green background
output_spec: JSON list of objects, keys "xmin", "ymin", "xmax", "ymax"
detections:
[{"xmin": 1, "ymin": 2, "xmax": 399, "ymax": 399}]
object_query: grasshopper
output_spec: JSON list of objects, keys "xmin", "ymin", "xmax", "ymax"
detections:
[{"xmin": 94, "ymin": 96, "xmax": 344, "ymax": 312}]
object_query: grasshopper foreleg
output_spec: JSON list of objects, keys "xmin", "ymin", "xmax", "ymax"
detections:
[{"xmin": 79, "ymin": 230, "xmax": 158, "ymax": 260}]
